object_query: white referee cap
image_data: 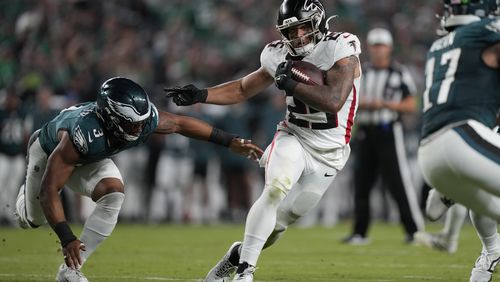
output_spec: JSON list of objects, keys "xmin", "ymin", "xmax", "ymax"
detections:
[{"xmin": 367, "ymin": 28, "xmax": 393, "ymax": 46}]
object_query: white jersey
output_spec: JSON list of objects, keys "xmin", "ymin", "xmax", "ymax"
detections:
[{"xmin": 260, "ymin": 31, "xmax": 361, "ymax": 167}]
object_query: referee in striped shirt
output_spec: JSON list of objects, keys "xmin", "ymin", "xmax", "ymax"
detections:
[{"xmin": 343, "ymin": 28, "xmax": 424, "ymax": 244}]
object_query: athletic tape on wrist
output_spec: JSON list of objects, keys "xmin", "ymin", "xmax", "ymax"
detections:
[
  {"xmin": 54, "ymin": 221, "xmax": 77, "ymax": 247},
  {"xmin": 209, "ymin": 127, "xmax": 238, "ymax": 147}
]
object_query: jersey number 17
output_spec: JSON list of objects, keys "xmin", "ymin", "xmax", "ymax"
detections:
[{"xmin": 422, "ymin": 48, "xmax": 461, "ymax": 112}]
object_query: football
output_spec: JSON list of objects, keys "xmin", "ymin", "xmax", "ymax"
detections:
[{"xmin": 290, "ymin": 60, "xmax": 325, "ymax": 86}]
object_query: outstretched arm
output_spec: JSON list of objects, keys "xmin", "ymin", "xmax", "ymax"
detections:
[
  {"xmin": 155, "ymin": 111, "xmax": 263, "ymax": 160},
  {"xmin": 39, "ymin": 131, "xmax": 85, "ymax": 269},
  {"xmin": 291, "ymin": 55, "xmax": 360, "ymax": 114},
  {"xmin": 206, "ymin": 67, "xmax": 275, "ymax": 104},
  {"xmin": 165, "ymin": 67, "xmax": 274, "ymax": 106}
]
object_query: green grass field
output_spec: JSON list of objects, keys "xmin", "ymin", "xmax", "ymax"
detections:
[{"xmin": 0, "ymin": 222, "xmax": 491, "ymax": 281}]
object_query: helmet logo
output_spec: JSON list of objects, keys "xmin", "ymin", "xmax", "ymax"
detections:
[
  {"xmin": 107, "ymin": 97, "xmax": 151, "ymax": 122},
  {"xmin": 304, "ymin": 0, "xmax": 323, "ymax": 14}
]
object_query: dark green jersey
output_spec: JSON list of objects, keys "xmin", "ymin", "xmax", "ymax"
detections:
[
  {"xmin": 421, "ymin": 17, "xmax": 500, "ymax": 139},
  {"xmin": 38, "ymin": 102, "xmax": 159, "ymax": 164}
]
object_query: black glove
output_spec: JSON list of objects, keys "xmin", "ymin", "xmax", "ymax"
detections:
[
  {"xmin": 164, "ymin": 84, "xmax": 208, "ymax": 106},
  {"xmin": 274, "ymin": 61, "xmax": 298, "ymax": 95}
]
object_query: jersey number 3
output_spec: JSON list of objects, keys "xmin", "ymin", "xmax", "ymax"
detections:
[{"xmin": 422, "ymin": 48, "xmax": 461, "ymax": 112}]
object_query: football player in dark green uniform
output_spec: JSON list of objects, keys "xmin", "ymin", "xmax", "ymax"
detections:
[
  {"xmin": 14, "ymin": 77, "xmax": 263, "ymax": 282},
  {"xmin": 417, "ymin": 1, "xmax": 500, "ymax": 281}
]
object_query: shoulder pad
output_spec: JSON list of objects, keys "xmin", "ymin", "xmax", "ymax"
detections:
[
  {"xmin": 260, "ymin": 41, "xmax": 288, "ymax": 77},
  {"xmin": 323, "ymin": 32, "xmax": 361, "ymax": 66}
]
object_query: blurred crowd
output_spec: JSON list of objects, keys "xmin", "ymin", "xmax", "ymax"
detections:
[{"xmin": 0, "ymin": 0, "xmax": 441, "ymax": 226}]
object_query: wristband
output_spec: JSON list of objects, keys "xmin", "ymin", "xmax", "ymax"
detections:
[
  {"xmin": 198, "ymin": 89, "xmax": 208, "ymax": 103},
  {"xmin": 209, "ymin": 128, "xmax": 238, "ymax": 147},
  {"xmin": 54, "ymin": 221, "xmax": 77, "ymax": 247}
]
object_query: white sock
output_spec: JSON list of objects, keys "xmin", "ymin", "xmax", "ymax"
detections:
[
  {"xmin": 470, "ymin": 210, "xmax": 500, "ymax": 254},
  {"xmin": 80, "ymin": 192, "xmax": 124, "ymax": 265},
  {"xmin": 443, "ymin": 204, "xmax": 467, "ymax": 241},
  {"xmin": 240, "ymin": 187, "xmax": 286, "ymax": 266}
]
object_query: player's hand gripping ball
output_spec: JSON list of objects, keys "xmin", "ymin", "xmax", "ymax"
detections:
[
  {"xmin": 275, "ymin": 60, "xmax": 325, "ymax": 94},
  {"xmin": 289, "ymin": 60, "xmax": 326, "ymax": 86}
]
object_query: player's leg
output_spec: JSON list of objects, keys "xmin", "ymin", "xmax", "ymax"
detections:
[
  {"xmin": 347, "ymin": 133, "xmax": 378, "ymax": 243},
  {"xmin": 420, "ymin": 122, "xmax": 500, "ymax": 219},
  {"xmin": 380, "ymin": 122, "xmax": 424, "ymax": 242},
  {"xmin": 55, "ymin": 159, "xmax": 124, "ymax": 282},
  {"xmin": 415, "ymin": 204, "xmax": 467, "ymax": 253},
  {"xmin": 441, "ymin": 204, "xmax": 467, "ymax": 252},
  {"xmin": 204, "ymin": 131, "xmax": 306, "ymax": 282},
  {"xmin": 15, "ymin": 135, "xmax": 48, "ymax": 228},
  {"xmin": 419, "ymin": 121, "xmax": 500, "ymax": 281},
  {"xmin": 425, "ymin": 188, "xmax": 455, "ymax": 221},
  {"xmin": 65, "ymin": 158, "xmax": 124, "ymax": 266},
  {"xmin": 235, "ymin": 132, "xmax": 306, "ymax": 277},
  {"xmin": 219, "ymin": 162, "xmax": 341, "ymax": 279},
  {"xmin": 239, "ymin": 133, "xmax": 305, "ymax": 262},
  {"xmin": 264, "ymin": 161, "xmax": 338, "ymax": 249},
  {"xmin": 469, "ymin": 212, "xmax": 500, "ymax": 282}
]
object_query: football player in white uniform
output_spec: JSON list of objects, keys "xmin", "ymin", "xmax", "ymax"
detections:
[{"xmin": 165, "ymin": 0, "xmax": 361, "ymax": 281}]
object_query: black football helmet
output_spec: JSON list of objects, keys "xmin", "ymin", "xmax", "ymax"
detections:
[
  {"xmin": 277, "ymin": 0, "xmax": 327, "ymax": 56},
  {"xmin": 96, "ymin": 77, "xmax": 151, "ymax": 141},
  {"xmin": 441, "ymin": 0, "xmax": 499, "ymax": 32}
]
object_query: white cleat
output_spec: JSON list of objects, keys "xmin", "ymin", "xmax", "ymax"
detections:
[
  {"xmin": 425, "ymin": 189, "xmax": 454, "ymax": 221},
  {"xmin": 470, "ymin": 251, "xmax": 500, "ymax": 282},
  {"xmin": 14, "ymin": 184, "xmax": 30, "ymax": 229},
  {"xmin": 232, "ymin": 263, "xmax": 255, "ymax": 282},
  {"xmin": 204, "ymin": 241, "xmax": 242, "ymax": 282},
  {"xmin": 414, "ymin": 231, "xmax": 458, "ymax": 254},
  {"xmin": 341, "ymin": 234, "xmax": 370, "ymax": 245},
  {"xmin": 55, "ymin": 264, "xmax": 89, "ymax": 282}
]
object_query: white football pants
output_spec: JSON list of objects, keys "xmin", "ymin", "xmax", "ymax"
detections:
[
  {"xmin": 240, "ymin": 130, "xmax": 350, "ymax": 266},
  {"xmin": 418, "ymin": 120, "xmax": 500, "ymax": 220}
]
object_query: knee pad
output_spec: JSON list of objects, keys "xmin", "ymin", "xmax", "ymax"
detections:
[
  {"xmin": 84, "ymin": 192, "xmax": 124, "ymax": 237},
  {"xmin": 266, "ymin": 175, "xmax": 294, "ymax": 195},
  {"xmin": 261, "ymin": 186, "xmax": 287, "ymax": 207}
]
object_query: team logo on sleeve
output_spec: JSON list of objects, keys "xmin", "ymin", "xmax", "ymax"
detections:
[
  {"xmin": 73, "ymin": 125, "xmax": 88, "ymax": 154},
  {"xmin": 349, "ymin": 40, "xmax": 357, "ymax": 52}
]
